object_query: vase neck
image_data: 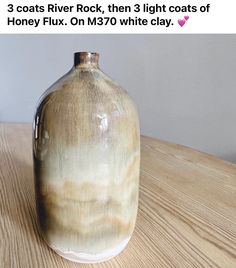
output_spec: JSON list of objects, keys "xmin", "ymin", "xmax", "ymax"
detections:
[{"xmin": 74, "ymin": 52, "xmax": 99, "ymax": 68}]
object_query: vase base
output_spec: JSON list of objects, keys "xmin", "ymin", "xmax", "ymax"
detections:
[{"xmin": 51, "ymin": 237, "xmax": 131, "ymax": 263}]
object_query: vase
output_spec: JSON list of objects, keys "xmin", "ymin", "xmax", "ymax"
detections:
[{"xmin": 33, "ymin": 52, "xmax": 140, "ymax": 263}]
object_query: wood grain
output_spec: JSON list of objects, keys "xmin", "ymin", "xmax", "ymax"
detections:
[{"xmin": 0, "ymin": 123, "xmax": 235, "ymax": 267}]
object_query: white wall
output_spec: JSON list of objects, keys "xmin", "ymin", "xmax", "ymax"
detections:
[{"xmin": 0, "ymin": 35, "xmax": 236, "ymax": 162}]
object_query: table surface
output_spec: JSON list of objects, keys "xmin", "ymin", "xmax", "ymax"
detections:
[{"xmin": 0, "ymin": 123, "xmax": 235, "ymax": 268}]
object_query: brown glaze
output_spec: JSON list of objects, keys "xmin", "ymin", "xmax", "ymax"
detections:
[
  {"xmin": 33, "ymin": 52, "xmax": 140, "ymax": 262},
  {"xmin": 74, "ymin": 52, "xmax": 99, "ymax": 67}
]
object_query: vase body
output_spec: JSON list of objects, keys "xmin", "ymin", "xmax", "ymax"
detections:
[{"xmin": 33, "ymin": 52, "xmax": 140, "ymax": 263}]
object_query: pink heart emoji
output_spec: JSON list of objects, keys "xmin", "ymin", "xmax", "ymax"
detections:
[
  {"xmin": 184, "ymin": 16, "xmax": 189, "ymax": 21},
  {"xmin": 178, "ymin": 19, "xmax": 185, "ymax": 27}
]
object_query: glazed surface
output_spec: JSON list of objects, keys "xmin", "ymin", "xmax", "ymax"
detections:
[{"xmin": 33, "ymin": 66, "xmax": 140, "ymax": 259}]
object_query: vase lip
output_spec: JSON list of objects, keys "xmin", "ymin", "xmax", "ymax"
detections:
[{"xmin": 74, "ymin": 51, "xmax": 99, "ymax": 67}]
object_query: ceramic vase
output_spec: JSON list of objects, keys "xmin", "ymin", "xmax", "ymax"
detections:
[{"xmin": 33, "ymin": 52, "xmax": 140, "ymax": 263}]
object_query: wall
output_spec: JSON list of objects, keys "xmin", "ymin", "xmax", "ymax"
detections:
[{"xmin": 0, "ymin": 34, "xmax": 236, "ymax": 162}]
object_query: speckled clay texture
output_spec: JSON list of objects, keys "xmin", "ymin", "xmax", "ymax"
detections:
[{"xmin": 33, "ymin": 52, "xmax": 140, "ymax": 263}]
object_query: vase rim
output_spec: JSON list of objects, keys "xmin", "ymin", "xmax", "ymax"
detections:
[{"xmin": 74, "ymin": 52, "xmax": 99, "ymax": 67}]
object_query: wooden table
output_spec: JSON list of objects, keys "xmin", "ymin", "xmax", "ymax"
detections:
[{"xmin": 0, "ymin": 124, "xmax": 235, "ymax": 268}]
